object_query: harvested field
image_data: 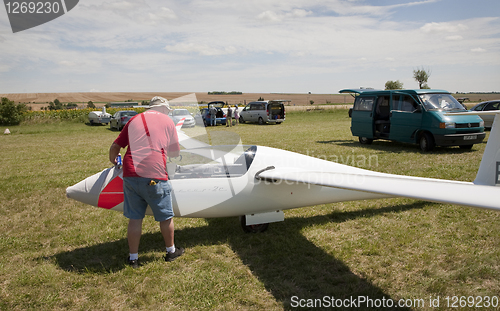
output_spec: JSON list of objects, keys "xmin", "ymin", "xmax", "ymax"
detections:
[
  {"xmin": 1, "ymin": 91, "xmax": 498, "ymax": 111},
  {"xmin": 0, "ymin": 92, "xmax": 354, "ymax": 110}
]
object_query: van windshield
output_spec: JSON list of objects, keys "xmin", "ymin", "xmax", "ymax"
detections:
[{"xmin": 419, "ymin": 94, "xmax": 466, "ymax": 111}]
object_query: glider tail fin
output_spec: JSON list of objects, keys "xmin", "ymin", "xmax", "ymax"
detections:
[{"xmin": 474, "ymin": 113, "xmax": 500, "ymax": 186}]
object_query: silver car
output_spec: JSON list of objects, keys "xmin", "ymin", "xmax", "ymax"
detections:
[
  {"xmin": 239, "ymin": 100, "xmax": 286, "ymax": 125},
  {"xmin": 170, "ymin": 109, "xmax": 196, "ymax": 128},
  {"xmin": 470, "ymin": 100, "xmax": 500, "ymax": 129},
  {"xmin": 109, "ymin": 110, "xmax": 138, "ymax": 130}
]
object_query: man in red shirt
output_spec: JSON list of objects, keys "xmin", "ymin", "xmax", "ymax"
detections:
[{"xmin": 109, "ymin": 96, "xmax": 183, "ymax": 267}]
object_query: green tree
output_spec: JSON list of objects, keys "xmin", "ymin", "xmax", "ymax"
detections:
[
  {"xmin": 413, "ymin": 67, "xmax": 431, "ymax": 89},
  {"xmin": 385, "ymin": 80, "xmax": 404, "ymax": 90},
  {"xmin": 0, "ymin": 97, "xmax": 27, "ymax": 125},
  {"xmin": 87, "ymin": 101, "xmax": 95, "ymax": 108},
  {"xmin": 47, "ymin": 99, "xmax": 64, "ymax": 110}
]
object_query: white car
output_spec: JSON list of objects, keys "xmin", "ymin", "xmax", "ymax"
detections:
[{"xmin": 169, "ymin": 109, "xmax": 195, "ymax": 127}]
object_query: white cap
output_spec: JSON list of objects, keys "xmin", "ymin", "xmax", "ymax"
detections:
[{"xmin": 148, "ymin": 96, "xmax": 172, "ymax": 110}]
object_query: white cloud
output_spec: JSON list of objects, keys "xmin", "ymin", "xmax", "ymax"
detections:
[
  {"xmin": 257, "ymin": 10, "xmax": 282, "ymax": 22},
  {"xmin": 420, "ymin": 22, "xmax": 468, "ymax": 34},
  {"xmin": 289, "ymin": 9, "xmax": 311, "ymax": 18},
  {"xmin": 0, "ymin": 0, "xmax": 499, "ymax": 93},
  {"xmin": 471, "ymin": 47, "xmax": 486, "ymax": 53},
  {"xmin": 59, "ymin": 60, "xmax": 76, "ymax": 67},
  {"xmin": 445, "ymin": 35, "xmax": 463, "ymax": 41},
  {"xmin": 165, "ymin": 42, "xmax": 237, "ymax": 56},
  {"xmin": 147, "ymin": 7, "xmax": 178, "ymax": 24},
  {"xmin": 257, "ymin": 8, "xmax": 311, "ymax": 22}
]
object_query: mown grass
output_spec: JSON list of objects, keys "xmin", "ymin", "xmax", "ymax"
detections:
[{"xmin": 1, "ymin": 110, "xmax": 499, "ymax": 310}]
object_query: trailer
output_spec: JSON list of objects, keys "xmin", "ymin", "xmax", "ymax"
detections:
[{"xmin": 88, "ymin": 107, "xmax": 112, "ymax": 125}]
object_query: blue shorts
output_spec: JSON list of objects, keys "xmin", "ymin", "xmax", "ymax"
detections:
[{"xmin": 123, "ymin": 177, "xmax": 174, "ymax": 221}]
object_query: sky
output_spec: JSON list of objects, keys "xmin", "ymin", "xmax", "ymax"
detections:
[{"xmin": 0, "ymin": 0, "xmax": 499, "ymax": 94}]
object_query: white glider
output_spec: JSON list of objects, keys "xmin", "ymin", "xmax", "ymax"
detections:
[{"xmin": 66, "ymin": 111, "xmax": 500, "ymax": 232}]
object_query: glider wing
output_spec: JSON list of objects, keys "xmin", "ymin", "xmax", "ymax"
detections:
[{"xmin": 257, "ymin": 168, "xmax": 500, "ymax": 211}]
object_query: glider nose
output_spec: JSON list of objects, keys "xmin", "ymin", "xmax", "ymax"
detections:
[
  {"xmin": 66, "ymin": 167, "xmax": 124, "ymax": 209},
  {"xmin": 66, "ymin": 177, "xmax": 100, "ymax": 207}
]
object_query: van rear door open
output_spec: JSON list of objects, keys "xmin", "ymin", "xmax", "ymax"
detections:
[{"xmin": 268, "ymin": 101, "xmax": 285, "ymax": 122}]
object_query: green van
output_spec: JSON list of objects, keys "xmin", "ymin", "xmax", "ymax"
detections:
[{"xmin": 342, "ymin": 88, "xmax": 485, "ymax": 151}]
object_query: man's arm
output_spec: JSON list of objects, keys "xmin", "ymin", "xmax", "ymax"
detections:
[
  {"xmin": 169, "ymin": 149, "xmax": 180, "ymax": 158},
  {"xmin": 109, "ymin": 142, "xmax": 122, "ymax": 165}
]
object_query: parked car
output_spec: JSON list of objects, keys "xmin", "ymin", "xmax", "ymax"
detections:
[
  {"xmin": 206, "ymin": 101, "xmax": 227, "ymax": 110},
  {"xmin": 169, "ymin": 109, "xmax": 196, "ymax": 128},
  {"xmin": 470, "ymin": 100, "xmax": 500, "ymax": 129},
  {"xmin": 200, "ymin": 107, "xmax": 226, "ymax": 126},
  {"xmin": 110, "ymin": 110, "xmax": 138, "ymax": 130},
  {"xmin": 88, "ymin": 107, "xmax": 111, "ymax": 125},
  {"xmin": 239, "ymin": 100, "xmax": 286, "ymax": 125},
  {"xmin": 343, "ymin": 88, "xmax": 485, "ymax": 151}
]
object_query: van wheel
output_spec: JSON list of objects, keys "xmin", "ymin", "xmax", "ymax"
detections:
[
  {"xmin": 258, "ymin": 117, "xmax": 264, "ymax": 125},
  {"xmin": 240, "ymin": 216, "xmax": 269, "ymax": 233},
  {"xmin": 419, "ymin": 133, "xmax": 435, "ymax": 151},
  {"xmin": 239, "ymin": 116, "xmax": 244, "ymax": 124},
  {"xmin": 359, "ymin": 137, "xmax": 373, "ymax": 145}
]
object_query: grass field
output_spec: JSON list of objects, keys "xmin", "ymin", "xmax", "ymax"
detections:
[{"xmin": 1, "ymin": 110, "xmax": 499, "ymax": 310}]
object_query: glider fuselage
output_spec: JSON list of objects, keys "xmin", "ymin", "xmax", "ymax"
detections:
[{"xmin": 163, "ymin": 146, "xmax": 390, "ymax": 218}]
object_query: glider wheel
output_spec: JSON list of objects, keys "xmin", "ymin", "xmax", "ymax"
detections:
[{"xmin": 240, "ymin": 216, "xmax": 269, "ymax": 233}]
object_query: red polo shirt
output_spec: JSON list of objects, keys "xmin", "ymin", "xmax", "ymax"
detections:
[{"xmin": 114, "ymin": 110, "xmax": 180, "ymax": 180}]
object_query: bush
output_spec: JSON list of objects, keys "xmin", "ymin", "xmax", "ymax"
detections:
[{"xmin": 0, "ymin": 97, "xmax": 27, "ymax": 125}]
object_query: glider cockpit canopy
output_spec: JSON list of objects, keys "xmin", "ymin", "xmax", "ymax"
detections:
[{"xmin": 167, "ymin": 145, "xmax": 256, "ymax": 180}]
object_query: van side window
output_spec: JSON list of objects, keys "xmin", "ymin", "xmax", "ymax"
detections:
[
  {"xmin": 393, "ymin": 94, "xmax": 419, "ymax": 112},
  {"xmin": 353, "ymin": 96, "xmax": 375, "ymax": 111},
  {"xmin": 250, "ymin": 104, "xmax": 264, "ymax": 110}
]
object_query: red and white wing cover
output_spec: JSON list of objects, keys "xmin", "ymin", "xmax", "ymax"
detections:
[{"xmin": 66, "ymin": 166, "xmax": 124, "ymax": 211}]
